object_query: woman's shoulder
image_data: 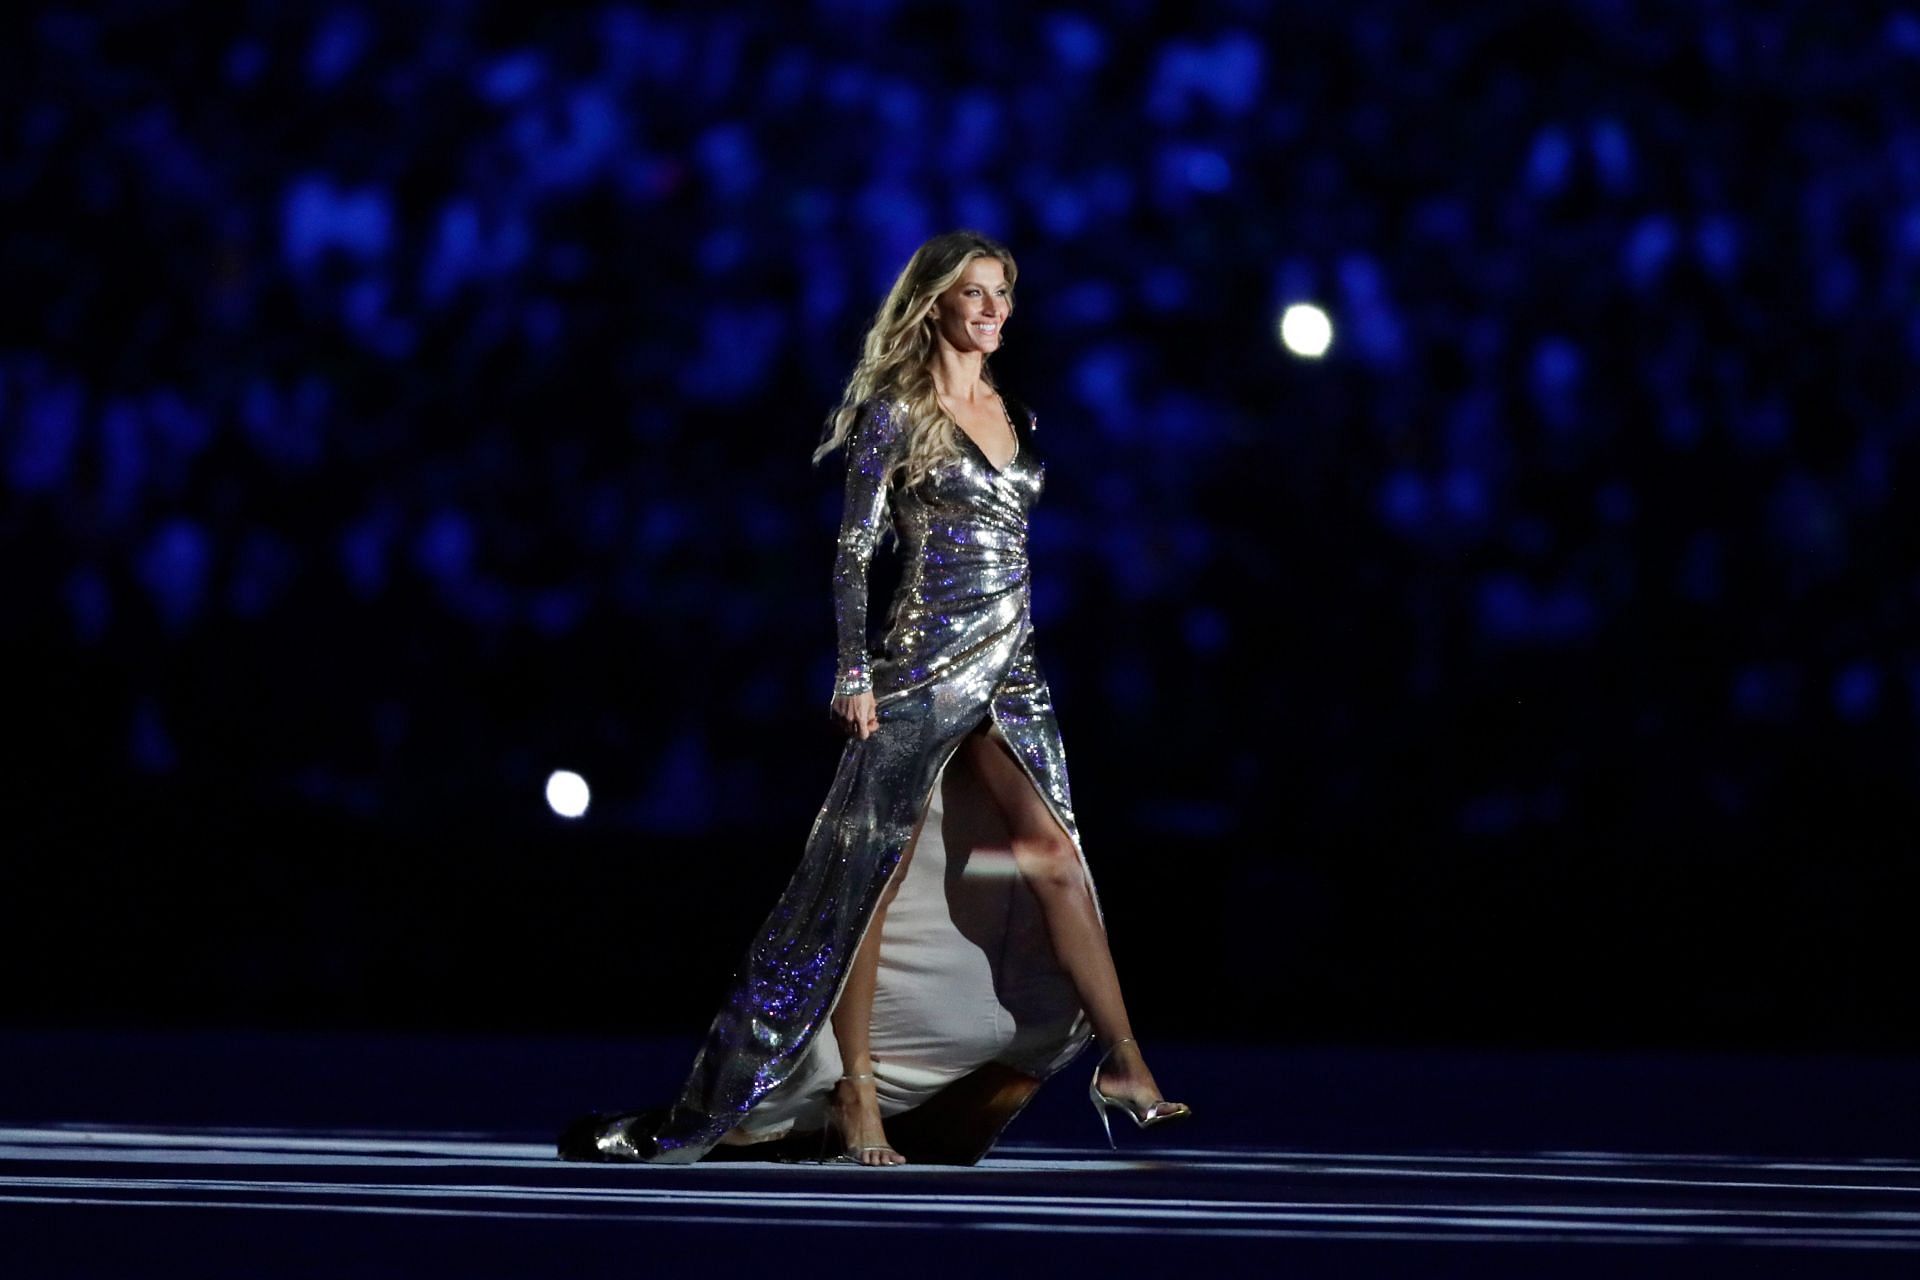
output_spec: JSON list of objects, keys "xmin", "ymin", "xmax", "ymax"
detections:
[
  {"xmin": 856, "ymin": 393, "xmax": 911, "ymax": 418},
  {"xmin": 853, "ymin": 394, "xmax": 915, "ymax": 438}
]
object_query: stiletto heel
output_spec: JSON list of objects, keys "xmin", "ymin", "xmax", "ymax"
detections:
[
  {"xmin": 830, "ymin": 1071, "xmax": 906, "ymax": 1166},
  {"xmin": 1087, "ymin": 1037, "xmax": 1191, "ymax": 1148}
]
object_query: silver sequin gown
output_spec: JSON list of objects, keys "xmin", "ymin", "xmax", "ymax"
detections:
[{"xmin": 600, "ymin": 392, "xmax": 1099, "ymax": 1163}]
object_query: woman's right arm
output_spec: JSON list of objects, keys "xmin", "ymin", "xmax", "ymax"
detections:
[{"xmin": 829, "ymin": 400, "xmax": 902, "ymax": 738}]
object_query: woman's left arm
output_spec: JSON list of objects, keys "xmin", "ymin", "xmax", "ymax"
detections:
[{"xmin": 827, "ymin": 400, "xmax": 902, "ymax": 734}]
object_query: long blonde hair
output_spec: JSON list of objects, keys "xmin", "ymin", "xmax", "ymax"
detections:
[{"xmin": 813, "ymin": 230, "xmax": 1018, "ymax": 487}]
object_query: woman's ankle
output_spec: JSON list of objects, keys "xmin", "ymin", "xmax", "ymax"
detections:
[
  {"xmin": 1099, "ymin": 1036, "xmax": 1145, "ymax": 1072},
  {"xmin": 833, "ymin": 1072, "xmax": 880, "ymax": 1106}
]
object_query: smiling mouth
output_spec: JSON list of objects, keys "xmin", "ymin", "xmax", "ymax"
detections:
[{"xmin": 972, "ymin": 322, "xmax": 1000, "ymax": 335}]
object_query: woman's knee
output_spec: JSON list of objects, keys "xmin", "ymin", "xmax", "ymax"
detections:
[{"xmin": 1010, "ymin": 832, "xmax": 1081, "ymax": 894}]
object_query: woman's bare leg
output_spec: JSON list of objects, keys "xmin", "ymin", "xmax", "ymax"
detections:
[
  {"xmin": 957, "ymin": 724, "xmax": 1173, "ymax": 1109},
  {"xmin": 824, "ymin": 802, "xmax": 930, "ymax": 1165}
]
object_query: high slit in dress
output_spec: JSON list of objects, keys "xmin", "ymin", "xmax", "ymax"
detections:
[{"xmin": 582, "ymin": 391, "xmax": 1101, "ymax": 1164}]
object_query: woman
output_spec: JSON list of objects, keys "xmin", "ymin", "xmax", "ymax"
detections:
[{"xmin": 560, "ymin": 230, "xmax": 1188, "ymax": 1166}]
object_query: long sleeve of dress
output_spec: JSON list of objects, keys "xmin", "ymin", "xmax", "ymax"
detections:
[{"xmin": 830, "ymin": 399, "xmax": 903, "ymax": 698}]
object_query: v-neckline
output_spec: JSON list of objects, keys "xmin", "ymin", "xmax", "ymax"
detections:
[{"xmin": 955, "ymin": 395, "xmax": 1022, "ymax": 476}]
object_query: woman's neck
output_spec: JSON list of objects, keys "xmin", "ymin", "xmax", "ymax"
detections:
[{"xmin": 929, "ymin": 347, "xmax": 990, "ymax": 403}]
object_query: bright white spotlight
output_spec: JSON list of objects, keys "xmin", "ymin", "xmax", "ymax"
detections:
[
  {"xmin": 1278, "ymin": 303, "xmax": 1333, "ymax": 358},
  {"xmin": 546, "ymin": 769, "xmax": 590, "ymax": 819}
]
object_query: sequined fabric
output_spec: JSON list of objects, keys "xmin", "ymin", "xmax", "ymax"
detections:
[{"xmin": 609, "ymin": 392, "xmax": 1097, "ymax": 1164}]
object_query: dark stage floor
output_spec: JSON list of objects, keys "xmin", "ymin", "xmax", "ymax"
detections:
[{"xmin": 8, "ymin": 1030, "xmax": 1920, "ymax": 1277}]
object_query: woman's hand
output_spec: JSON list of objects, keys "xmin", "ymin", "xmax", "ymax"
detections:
[{"xmin": 831, "ymin": 690, "xmax": 880, "ymax": 740}]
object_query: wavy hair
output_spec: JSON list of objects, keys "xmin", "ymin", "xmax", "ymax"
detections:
[{"xmin": 813, "ymin": 230, "xmax": 1018, "ymax": 487}]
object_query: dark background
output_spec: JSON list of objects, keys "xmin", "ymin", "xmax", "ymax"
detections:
[{"xmin": 4, "ymin": 0, "xmax": 1916, "ymax": 1052}]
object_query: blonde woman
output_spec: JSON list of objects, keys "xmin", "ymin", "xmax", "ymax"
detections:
[{"xmin": 560, "ymin": 231, "xmax": 1187, "ymax": 1166}]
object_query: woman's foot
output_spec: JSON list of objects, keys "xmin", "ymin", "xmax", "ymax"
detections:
[
  {"xmin": 1091, "ymin": 1039, "xmax": 1178, "ymax": 1115},
  {"xmin": 830, "ymin": 1071, "xmax": 906, "ymax": 1166}
]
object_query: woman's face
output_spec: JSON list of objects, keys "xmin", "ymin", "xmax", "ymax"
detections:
[{"xmin": 928, "ymin": 256, "xmax": 1012, "ymax": 355}]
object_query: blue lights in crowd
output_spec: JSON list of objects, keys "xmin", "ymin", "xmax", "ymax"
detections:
[{"xmin": 6, "ymin": 1, "xmax": 1913, "ymax": 843}]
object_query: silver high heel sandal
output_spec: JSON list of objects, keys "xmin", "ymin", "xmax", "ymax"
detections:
[
  {"xmin": 830, "ymin": 1071, "xmax": 906, "ymax": 1166},
  {"xmin": 1088, "ymin": 1037, "xmax": 1192, "ymax": 1148}
]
